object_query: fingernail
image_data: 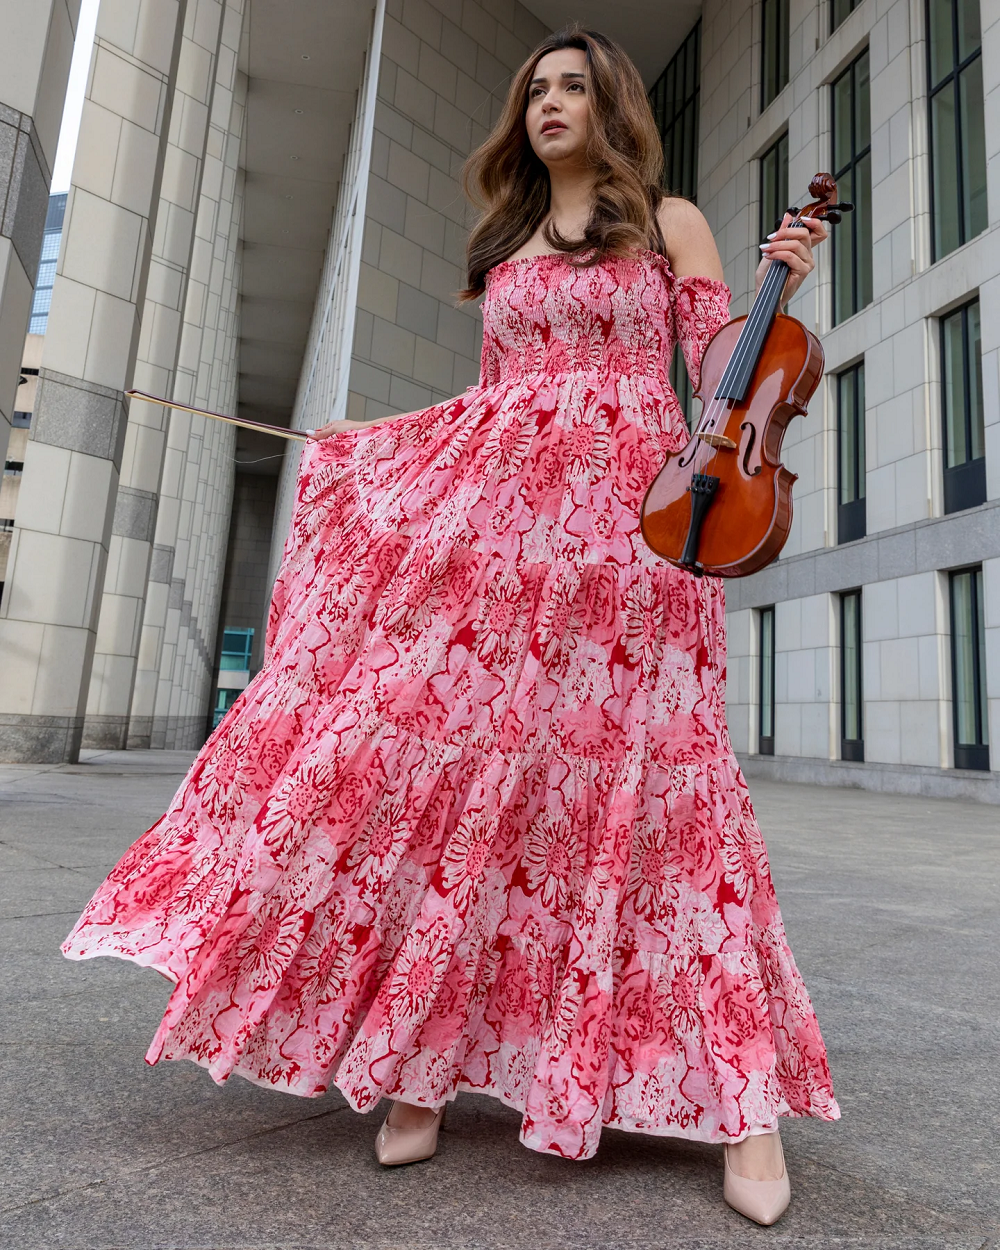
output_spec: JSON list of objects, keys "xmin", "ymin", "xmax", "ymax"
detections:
[
  {"xmin": 767, "ymin": 232, "xmax": 777, "ymax": 239},
  {"xmin": 305, "ymin": 429, "xmax": 316, "ymax": 436},
  {"xmin": 760, "ymin": 243, "xmax": 770, "ymax": 250}
]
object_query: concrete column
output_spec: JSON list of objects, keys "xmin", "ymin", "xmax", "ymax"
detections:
[
  {"xmin": 0, "ymin": 0, "xmax": 187, "ymax": 763},
  {"xmin": 131, "ymin": 0, "xmax": 243, "ymax": 746},
  {"xmin": 139, "ymin": 30, "xmax": 244, "ymax": 748},
  {"xmin": 0, "ymin": 0, "xmax": 79, "ymax": 479},
  {"xmin": 84, "ymin": 0, "xmax": 229, "ymax": 750}
]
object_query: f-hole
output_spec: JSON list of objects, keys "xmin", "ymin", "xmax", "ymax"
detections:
[{"xmin": 740, "ymin": 420, "xmax": 760, "ymax": 476}]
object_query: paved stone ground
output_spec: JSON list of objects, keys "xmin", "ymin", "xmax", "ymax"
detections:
[{"xmin": 0, "ymin": 750, "xmax": 997, "ymax": 1250}]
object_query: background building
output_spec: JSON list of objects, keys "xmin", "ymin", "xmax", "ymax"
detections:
[{"xmin": 0, "ymin": 0, "xmax": 996, "ymax": 802}]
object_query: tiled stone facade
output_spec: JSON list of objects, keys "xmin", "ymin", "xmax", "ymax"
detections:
[{"xmin": 699, "ymin": 0, "xmax": 999, "ymax": 799}]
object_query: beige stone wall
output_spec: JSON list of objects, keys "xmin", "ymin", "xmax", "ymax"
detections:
[{"xmin": 347, "ymin": 0, "xmax": 548, "ymax": 424}]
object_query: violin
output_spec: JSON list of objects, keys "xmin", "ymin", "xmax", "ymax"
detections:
[{"xmin": 641, "ymin": 173, "xmax": 852, "ymax": 578}]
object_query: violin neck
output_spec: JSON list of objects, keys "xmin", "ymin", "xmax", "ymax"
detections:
[{"xmin": 713, "ymin": 258, "xmax": 789, "ymax": 402}]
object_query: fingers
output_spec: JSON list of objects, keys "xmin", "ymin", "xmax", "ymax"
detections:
[{"xmin": 305, "ymin": 421, "xmax": 348, "ymax": 440}]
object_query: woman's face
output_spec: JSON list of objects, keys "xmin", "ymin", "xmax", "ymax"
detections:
[{"xmin": 524, "ymin": 47, "xmax": 590, "ymax": 168}]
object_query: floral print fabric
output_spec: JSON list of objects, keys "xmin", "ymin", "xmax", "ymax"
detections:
[{"xmin": 64, "ymin": 249, "xmax": 838, "ymax": 1159}]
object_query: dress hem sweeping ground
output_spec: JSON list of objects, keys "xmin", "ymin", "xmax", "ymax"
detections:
[{"xmin": 64, "ymin": 248, "xmax": 839, "ymax": 1161}]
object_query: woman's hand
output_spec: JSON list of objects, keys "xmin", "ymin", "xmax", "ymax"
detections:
[
  {"xmin": 305, "ymin": 411, "xmax": 412, "ymax": 440},
  {"xmin": 756, "ymin": 212, "xmax": 828, "ymax": 306}
]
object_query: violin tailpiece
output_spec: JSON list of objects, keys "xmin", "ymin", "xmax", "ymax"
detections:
[{"xmin": 680, "ymin": 472, "xmax": 720, "ymax": 571}]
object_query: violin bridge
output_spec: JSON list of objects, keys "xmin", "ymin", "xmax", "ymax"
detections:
[{"xmin": 698, "ymin": 431, "xmax": 737, "ymax": 450}]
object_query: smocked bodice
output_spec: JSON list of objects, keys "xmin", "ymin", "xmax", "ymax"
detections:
[{"xmin": 480, "ymin": 249, "xmax": 730, "ymax": 391}]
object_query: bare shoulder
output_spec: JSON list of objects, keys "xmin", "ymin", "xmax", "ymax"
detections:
[{"xmin": 656, "ymin": 196, "xmax": 725, "ymax": 282}]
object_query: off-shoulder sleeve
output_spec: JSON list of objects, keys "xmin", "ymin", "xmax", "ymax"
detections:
[{"xmin": 671, "ymin": 275, "xmax": 731, "ymax": 392}]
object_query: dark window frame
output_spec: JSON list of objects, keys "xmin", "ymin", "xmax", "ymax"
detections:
[
  {"xmin": 949, "ymin": 565, "xmax": 990, "ymax": 770},
  {"xmin": 837, "ymin": 361, "xmax": 866, "ymax": 543},
  {"xmin": 940, "ymin": 298, "xmax": 986, "ymax": 513},
  {"xmin": 758, "ymin": 605, "xmax": 776, "ymax": 755},
  {"xmin": 926, "ymin": 0, "xmax": 987, "ymax": 260},
  {"xmin": 831, "ymin": 49, "xmax": 873, "ymax": 323},
  {"xmin": 649, "ymin": 22, "xmax": 701, "ymax": 426},
  {"xmin": 761, "ymin": 0, "xmax": 790, "ymax": 110},
  {"xmin": 648, "ymin": 20, "xmax": 701, "ymax": 202},
  {"xmin": 840, "ymin": 589, "xmax": 864, "ymax": 760},
  {"xmin": 759, "ymin": 131, "xmax": 790, "ymax": 242}
]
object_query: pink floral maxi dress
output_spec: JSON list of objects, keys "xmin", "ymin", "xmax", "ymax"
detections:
[{"xmin": 64, "ymin": 250, "xmax": 839, "ymax": 1160}]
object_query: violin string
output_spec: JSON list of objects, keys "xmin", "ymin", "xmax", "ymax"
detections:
[
  {"xmin": 690, "ymin": 258, "xmax": 786, "ymax": 463},
  {"xmin": 688, "ymin": 254, "xmax": 791, "ymax": 478}
]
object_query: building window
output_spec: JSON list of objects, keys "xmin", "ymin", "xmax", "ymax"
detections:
[
  {"xmin": 949, "ymin": 566, "xmax": 989, "ymax": 770},
  {"xmin": 940, "ymin": 299, "xmax": 985, "ymax": 513},
  {"xmin": 927, "ymin": 0, "xmax": 987, "ymax": 260},
  {"xmin": 28, "ymin": 193, "xmax": 67, "ymax": 336},
  {"xmin": 761, "ymin": 0, "xmax": 790, "ymax": 109},
  {"xmin": 832, "ymin": 0, "xmax": 861, "ymax": 30},
  {"xmin": 832, "ymin": 50, "xmax": 872, "ymax": 324},
  {"xmin": 649, "ymin": 22, "xmax": 701, "ymax": 420},
  {"xmin": 648, "ymin": 20, "xmax": 701, "ymax": 202},
  {"xmin": 840, "ymin": 590, "xmax": 864, "ymax": 761},
  {"xmin": 760, "ymin": 131, "xmax": 789, "ymax": 242},
  {"xmin": 670, "ymin": 352, "xmax": 694, "ymax": 428},
  {"xmin": 213, "ymin": 627, "xmax": 254, "ymax": 729},
  {"xmin": 759, "ymin": 605, "xmax": 776, "ymax": 754},
  {"xmin": 837, "ymin": 362, "xmax": 866, "ymax": 543}
]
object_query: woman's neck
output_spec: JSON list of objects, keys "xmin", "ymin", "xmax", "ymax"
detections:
[{"xmin": 545, "ymin": 163, "xmax": 596, "ymax": 238}]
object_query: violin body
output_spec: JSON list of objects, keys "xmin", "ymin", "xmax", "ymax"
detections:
[
  {"xmin": 641, "ymin": 314, "xmax": 824, "ymax": 577},
  {"xmin": 640, "ymin": 172, "xmax": 850, "ymax": 578}
]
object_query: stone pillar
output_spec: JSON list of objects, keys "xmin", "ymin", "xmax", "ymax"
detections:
[
  {"xmin": 84, "ymin": 0, "xmax": 230, "ymax": 749},
  {"xmin": 0, "ymin": 0, "xmax": 79, "ymax": 479},
  {"xmin": 0, "ymin": 0, "xmax": 187, "ymax": 763},
  {"xmin": 138, "ymin": 28, "xmax": 244, "ymax": 748}
]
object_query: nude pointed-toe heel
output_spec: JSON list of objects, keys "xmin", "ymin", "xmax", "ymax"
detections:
[
  {"xmin": 374, "ymin": 1103, "xmax": 446, "ymax": 1166},
  {"xmin": 723, "ymin": 1139, "xmax": 791, "ymax": 1226}
]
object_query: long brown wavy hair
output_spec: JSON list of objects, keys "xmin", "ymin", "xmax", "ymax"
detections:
[{"xmin": 460, "ymin": 26, "xmax": 668, "ymax": 300}]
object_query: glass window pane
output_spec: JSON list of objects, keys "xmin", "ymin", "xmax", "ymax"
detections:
[
  {"xmin": 833, "ymin": 167, "xmax": 855, "ymax": 324},
  {"xmin": 957, "ymin": 0, "xmax": 981, "ymax": 62},
  {"xmin": 975, "ymin": 569, "xmax": 989, "ymax": 744},
  {"xmin": 959, "ymin": 58, "xmax": 988, "ymax": 240},
  {"xmin": 857, "ymin": 50, "xmax": 871, "ymax": 145},
  {"xmin": 777, "ymin": 132, "xmax": 788, "ymax": 225},
  {"xmin": 942, "ymin": 309, "xmax": 968, "ymax": 466},
  {"xmin": 839, "ymin": 370, "xmax": 857, "ymax": 504},
  {"xmin": 952, "ymin": 571, "xmax": 978, "ymax": 745},
  {"xmin": 832, "ymin": 0, "xmax": 853, "ymax": 29},
  {"xmin": 778, "ymin": 0, "xmax": 790, "ymax": 88},
  {"xmin": 967, "ymin": 302, "xmax": 984, "ymax": 460},
  {"xmin": 856, "ymin": 151, "xmax": 873, "ymax": 308},
  {"xmin": 832, "ymin": 69, "xmax": 853, "ymax": 173},
  {"xmin": 928, "ymin": 0, "xmax": 955, "ymax": 88},
  {"xmin": 931, "ymin": 85, "xmax": 961, "ymax": 257},
  {"xmin": 762, "ymin": 0, "xmax": 777, "ymax": 105},
  {"xmin": 760, "ymin": 608, "xmax": 774, "ymax": 739},
  {"xmin": 842, "ymin": 593, "xmax": 862, "ymax": 742},
  {"xmin": 857, "ymin": 364, "xmax": 866, "ymax": 496}
]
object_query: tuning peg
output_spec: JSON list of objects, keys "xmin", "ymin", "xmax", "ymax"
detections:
[
  {"xmin": 785, "ymin": 206, "xmax": 800, "ymax": 217},
  {"xmin": 832, "ymin": 201, "xmax": 855, "ymax": 212},
  {"xmin": 826, "ymin": 211, "xmax": 842, "ymax": 225}
]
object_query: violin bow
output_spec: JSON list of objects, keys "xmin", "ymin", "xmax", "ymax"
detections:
[{"xmin": 125, "ymin": 390, "xmax": 310, "ymax": 442}]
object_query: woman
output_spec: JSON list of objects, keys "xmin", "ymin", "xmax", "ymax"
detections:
[{"xmin": 64, "ymin": 27, "xmax": 838, "ymax": 1227}]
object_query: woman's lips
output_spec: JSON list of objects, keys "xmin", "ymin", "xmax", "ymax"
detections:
[{"xmin": 541, "ymin": 122, "xmax": 566, "ymax": 134}]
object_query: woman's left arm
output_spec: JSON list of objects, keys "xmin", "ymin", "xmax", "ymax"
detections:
[{"xmin": 757, "ymin": 212, "xmax": 828, "ymax": 306}]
